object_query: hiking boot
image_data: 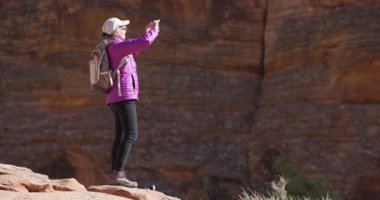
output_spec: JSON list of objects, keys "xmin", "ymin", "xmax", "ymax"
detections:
[{"xmin": 111, "ymin": 171, "xmax": 138, "ymax": 188}]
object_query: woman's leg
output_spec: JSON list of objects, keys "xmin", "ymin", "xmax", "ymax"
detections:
[
  {"xmin": 108, "ymin": 100, "xmax": 138, "ymax": 187},
  {"xmin": 114, "ymin": 100, "xmax": 138, "ymax": 171},
  {"xmin": 109, "ymin": 103, "xmax": 123, "ymax": 171}
]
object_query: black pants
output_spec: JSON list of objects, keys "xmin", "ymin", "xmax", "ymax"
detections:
[{"xmin": 108, "ymin": 100, "xmax": 138, "ymax": 172}]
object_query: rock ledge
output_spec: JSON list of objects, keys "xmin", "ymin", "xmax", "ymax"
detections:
[{"xmin": 0, "ymin": 163, "xmax": 180, "ymax": 200}]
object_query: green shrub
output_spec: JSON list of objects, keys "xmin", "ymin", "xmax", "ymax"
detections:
[{"xmin": 273, "ymin": 156, "xmax": 340, "ymax": 199}]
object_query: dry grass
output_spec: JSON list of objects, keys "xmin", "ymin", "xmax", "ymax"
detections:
[{"xmin": 239, "ymin": 177, "xmax": 332, "ymax": 200}]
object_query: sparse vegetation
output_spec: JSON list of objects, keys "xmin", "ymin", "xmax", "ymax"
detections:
[
  {"xmin": 273, "ymin": 156, "xmax": 340, "ymax": 199},
  {"xmin": 239, "ymin": 177, "xmax": 332, "ymax": 200}
]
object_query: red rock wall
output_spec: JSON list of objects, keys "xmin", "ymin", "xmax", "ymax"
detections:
[
  {"xmin": 251, "ymin": 0, "xmax": 380, "ymax": 199},
  {"xmin": 0, "ymin": 0, "xmax": 379, "ymax": 199}
]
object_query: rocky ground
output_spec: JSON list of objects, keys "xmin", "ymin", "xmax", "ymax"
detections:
[{"xmin": 0, "ymin": 163, "xmax": 180, "ymax": 200}]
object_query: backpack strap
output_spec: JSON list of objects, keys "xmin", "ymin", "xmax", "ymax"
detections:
[{"xmin": 113, "ymin": 55, "xmax": 131, "ymax": 96}]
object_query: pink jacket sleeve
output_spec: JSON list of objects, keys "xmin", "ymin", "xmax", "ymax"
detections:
[{"xmin": 110, "ymin": 28, "xmax": 159, "ymax": 57}]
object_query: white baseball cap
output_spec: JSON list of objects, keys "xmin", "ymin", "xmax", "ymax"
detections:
[{"xmin": 102, "ymin": 17, "xmax": 130, "ymax": 35}]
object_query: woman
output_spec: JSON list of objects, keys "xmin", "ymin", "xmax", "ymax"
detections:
[{"xmin": 101, "ymin": 17, "xmax": 159, "ymax": 187}]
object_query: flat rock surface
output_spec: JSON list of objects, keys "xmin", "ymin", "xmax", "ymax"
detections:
[
  {"xmin": 88, "ymin": 185, "xmax": 180, "ymax": 200},
  {"xmin": 0, "ymin": 190, "xmax": 132, "ymax": 200},
  {"xmin": 51, "ymin": 178, "xmax": 87, "ymax": 192}
]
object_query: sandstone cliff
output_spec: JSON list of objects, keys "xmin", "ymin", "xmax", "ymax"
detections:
[{"xmin": 0, "ymin": 0, "xmax": 379, "ymax": 199}]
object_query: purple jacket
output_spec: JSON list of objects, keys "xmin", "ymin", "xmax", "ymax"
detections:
[{"xmin": 106, "ymin": 28, "xmax": 159, "ymax": 104}]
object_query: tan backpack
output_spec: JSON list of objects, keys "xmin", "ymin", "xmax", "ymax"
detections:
[{"xmin": 89, "ymin": 38, "xmax": 129, "ymax": 95}]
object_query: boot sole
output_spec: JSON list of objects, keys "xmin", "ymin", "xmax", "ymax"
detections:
[{"xmin": 115, "ymin": 180, "xmax": 138, "ymax": 188}]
